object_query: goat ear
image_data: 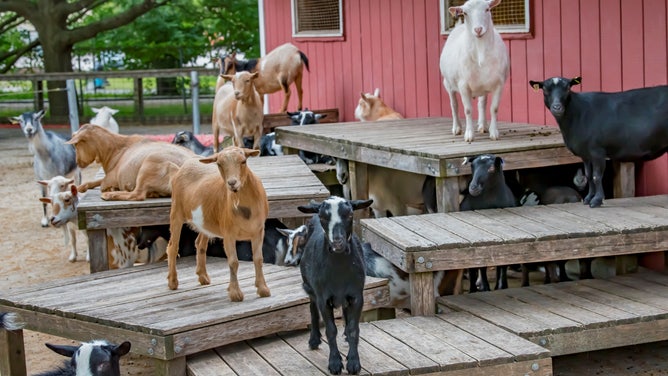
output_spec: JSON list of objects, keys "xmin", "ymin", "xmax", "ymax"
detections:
[
  {"xmin": 244, "ymin": 149, "xmax": 260, "ymax": 158},
  {"xmin": 221, "ymin": 74, "xmax": 234, "ymax": 81},
  {"xmin": 449, "ymin": 6, "xmax": 463, "ymax": 17},
  {"xmin": 373, "ymin": 88, "xmax": 380, "ymax": 97},
  {"xmin": 71, "ymin": 184, "xmax": 78, "ymax": 196},
  {"xmin": 199, "ymin": 156, "xmax": 217, "ymax": 164},
  {"xmin": 110, "ymin": 108, "xmax": 119, "ymax": 115},
  {"xmin": 529, "ymin": 80, "xmax": 544, "ymax": 91},
  {"xmin": 315, "ymin": 113, "xmax": 326, "ymax": 120},
  {"xmin": 250, "ymin": 72, "xmax": 259, "ymax": 79},
  {"xmin": 9, "ymin": 116, "xmax": 21, "ymax": 125},
  {"xmin": 91, "ymin": 107, "xmax": 100, "ymax": 113},
  {"xmin": 494, "ymin": 156, "xmax": 504, "ymax": 168},
  {"xmin": 45, "ymin": 343, "xmax": 79, "ymax": 358},
  {"xmin": 351, "ymin": 199, "xmax": 374, "ymax": 211},
  {"xmin": 276, "ymin": 228, "xmax": 292, "ymax": 237},
  {"xmin": 570, "ymin": 76, "xmax": 582, "ymax": 86},
  {"xmin": 39, "ymin": 197, "xmax": 52, "ymax": 204},
  {"xmin": 297, "ymin": 201, "xmax": 322, "ymax": 214},
  {"xmin": 35, "ymin": 109, "xmax": 45, "ymax": 120},
  {"xmin": 461, "ymin": 156, "xmax": 476, "ymax": 165},
  {"xmin": 488, "ymin": 0, "xmax": 502, "ymax": 9},
  {"xmin": 114, "ymin": 341, "xmax": 132, "ymax": 356},
  {"xmin": 37, "ymin": 180, "xmax": 48, "ymax": 186}
]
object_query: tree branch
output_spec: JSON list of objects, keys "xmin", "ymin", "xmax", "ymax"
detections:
[
  {"xmin": 0, "ymin": 14, "xmax": 23, "ymax": 34},
  {"xmin": 62, "ymin": 0, "xmax": 167, "ymax": 46},
  {"xmin": 0, "ymin": 39, "xmax": 40, "ymax": 73},
  {"xmin": 0, "ymin": 0, "xmax": 37, "ymax": 17},
  {"xmin": 59, "ymin": 0, "xmax": 105, "ymax": 18}
]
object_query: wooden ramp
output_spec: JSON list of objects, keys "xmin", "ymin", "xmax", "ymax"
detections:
[
  {"xmin": 438, "ymin": 270, "xmax": 668, "ymax": 357},
  {"xmin": 187, "ymin": 312, "xmax": 552, "ymax": 376},
  {"xmin": 0, "ymin": 257, "xmax": 389, "ymax": 374}
]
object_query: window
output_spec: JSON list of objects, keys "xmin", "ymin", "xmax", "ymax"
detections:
[
  {"xmin": 440, "ymin": 0, "xmax": 530, "ymax": 34},
  {"xmin": 292, "ymin": 0, "xmax": 343, "ymax": 37}
]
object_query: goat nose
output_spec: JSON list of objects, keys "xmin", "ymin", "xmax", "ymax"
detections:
[{"xmin": 474, "ymin": 27, "xmax": 483, "ymax": 35}]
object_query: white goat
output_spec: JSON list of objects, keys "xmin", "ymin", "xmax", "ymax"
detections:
[
  {"xmin": 439, "ymin": 0, "xmax": 509, "ymax": 142},
  {"xmin": 38, "ymin": 176, "xmax": 83, "ymax": 262},
  {"xmin": 90, "ymin": 106, "xmax": 120, "ymax": 134}
]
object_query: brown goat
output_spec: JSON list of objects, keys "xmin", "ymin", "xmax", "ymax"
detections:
[
  {"xmin": 223, "ymin": 43, "xmax": 309, "ymax": 113},
  {"xmin": 66, "ymin": 124, "xmax": 195, "ymax": 201},
  {"xmin": 354, "ymin": 88, "xmax": 403, "ymax": 121},
  {"xmin": 212, "ymin": 71, "xmax": 263, "ymax": 152},
  {"xmin": 166, "ymin": 146, "xmax": 270, "ymax": 302}
]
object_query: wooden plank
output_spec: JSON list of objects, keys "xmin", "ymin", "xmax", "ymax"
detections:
[
  {"xmin": 474, "ymin": 208, "xmax": 564, "ymax": 239},
  {"xmin": 448, "ymin": 210, "xmax": 537, "ymax": 243},
  {"xmin": 551, "ymin": 281, "xmax": 665, "ymax": 317},
  {"xmin": 361, "ymin": 217, "xmax": 437, "ymax": 251},
  {"xmin": 505, "ymin": 205, "xmax": 616, "ymax": 235},
  {"xmin": 410, "ymin": 272, "xmax": 435, "ymax": 316},
  {"xmin": 248, "ymin": 335, "xmax": 326, "ymax": 375},
  {"xmin": 279, "ymin": 330, "xmax": 361, "ymax": 375},
  {"xmin": 579, "ymin": 278, "xmax": 668, "ymax": 311},
  {"xmin": 369, "ymin": 317, "xmax": 477, "ymax": 372},
  {"xmin": 186, "ymin": 350, "xmax": 236, "ymax": 376},
  {"xmin": 215, "ymin": 341, "xmax": 281, "ymax": 376},
  {"xmin": 419, "ymin": 213, "xmax": 503, "ymax": 245},
  {"xmin": 0, "ymin": 328, "xmax": 26, "ymax": 376},
  {"xmin": 358, "ymin": 322, "xmax": 441, "ymax": 374}
]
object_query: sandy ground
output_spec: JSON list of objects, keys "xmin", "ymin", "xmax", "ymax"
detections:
[{"xmin": 1, "ymin": 124, "xmax": 667, "ymax": 375}]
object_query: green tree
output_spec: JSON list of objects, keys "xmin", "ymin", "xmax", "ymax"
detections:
[{"xmin": 0, "ymin": 0, "xmax": 167, "ymax": 118}]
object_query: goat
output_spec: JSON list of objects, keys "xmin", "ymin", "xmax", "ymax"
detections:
[
  {"xmin": 212, "ymin": 72, "xmax": 263, "ymax": 152},
  {"xmin": 166, "ymin": 146, "xmax": 270, "ymax": 302},
  {"xmin": 439, "ymin": 0, "xmax": 509, "ymax": 142},
  {"xmin": 90, "ymin": 106, "xmax": 120, "ymax": 134},
  {"xmin": 298, "ymin": 196, "xmax": 373, "ymax": 375},
  {"xmin": 137, "ymin": 218, "xmax": 295, "ymax": 265},
  {"xmin": 335, "ymin": 158, "xmax": 427, "ymax": 217},
  {"xmin": 529, "ymin": 76, "xmax": 668, "ymax": 208},
  {"xmin": 287, "ymin": 109, "xmax": 333, "ymax": 164},
  {"xmin": 354, "ymin": 88, "xmax": 403, "ymax": 121},
  {"xmin": 67, "ymin": 124, "xmax": 194, "ymax": 201},
  {"xmin": 38, "ymin": 184, "xmax": 85, "ymax": 262},
  {"xmin": 36, "ymin": 340, "xmax": 131, "ymax": 376},
  {"xmin": 10, "ymin": 110, "xmax": 80, "ymax": 227},
  {"xmin": 171, "ymin": 130, "xmax": 214, "ymax": 156},
  {"xmin": 223, "ymin": 43, "xmax": 309, "ymax": 112},
  {"xmin": 460, "ymin": 154, "xmax": 517, "ymax": 292},
  {"xmin": 242, "ymin": 132, "xmax": 284, "ymax": 157}
]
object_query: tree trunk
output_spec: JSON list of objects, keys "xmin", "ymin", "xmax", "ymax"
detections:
[{"xmin": 41, "ymin": 42, "xmax": 74, "ymax": 122}]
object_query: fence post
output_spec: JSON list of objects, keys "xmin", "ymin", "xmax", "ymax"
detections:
[
  {"xmin": 66, "ymin": 79, "xmax": 79, "ymax": 133},
  {"xmin": 191, "ymin": 71, "xmax": 200, "ymax": 134}
]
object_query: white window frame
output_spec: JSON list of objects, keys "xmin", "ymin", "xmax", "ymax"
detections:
[
  {"xmin": 291, "ymin": 0, "xmax": 343, "ymax": 38},
  {"xmin": 440, "ymin": 0, "xmax": 531, "ymax": 35}
]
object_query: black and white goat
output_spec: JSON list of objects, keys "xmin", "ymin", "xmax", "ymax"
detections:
[
  {"xmin": 298, "ymin": 196, "xmax": 373, "ymax": 375},
  {"xmin": 288, "ymin": 109, "xmax": 333, "ymax": 165},
  {"xmin": 10, "ymin": 110, "xmax": 80, "ymax": 227},
  {"xmin": 171, "ymin": 130, "xmax": 214, "ymax": 156},
  {"xmin": 36, "ymin": 340, "xmax": 131, "ymax": 376},
  {"xmin": 460, "ymin": 154, "xmax": 517, "ymax": 292},
  {"xmin": 242, "ymin": 132, "xmax": 283, "ymax": 157}
]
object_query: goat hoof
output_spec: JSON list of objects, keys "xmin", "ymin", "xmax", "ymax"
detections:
[
  {"xmin": 228, "ymin": 289, "xmax": 244, "ymax": 302},
  {"xmin": 589, "ymin": 199, "xmax": 603, "ymax": 208},
  {"xmin": 68, "ymin": 256, "xmax": 76, "ymax": 263},
  {"xmin": 328, "ymin": 358, "xmax": 343, "ymax": 375},
  {"xmin": 257, "ymin": 286, "xmax": 271, "ymax": 298},
  {"xmin": 168, "ymin": 280, "xmax": 178, "ymax": 290},
  {"xmin": 198, "ymin": 274, "xmax": 211, "ymax": 285},
  {"xmin": 346, "ymin": 358, "xmax": 361, "ymax": 375}
]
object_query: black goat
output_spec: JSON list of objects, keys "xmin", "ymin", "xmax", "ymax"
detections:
[
  {"xmin": 171, "ymin": 130, "xmax": 214, "ymax": 156},
  {"xmin": 36, "ymin": 340, "xmax": 131, "ymax": 376},
  {"xmin": 137, "ymin": 218, "xmax": 290, "ymax": 265},
  {"xmin": 298, "ymin": 197, "xmax": 373, "ymax": 375},
  {"xmin": 529, "ymin": 76, "xmax": 668, "ymax": 207},
  {"xmin": 288, "ymin": 109, "xmax": 334, "ymax": 165},
  {"xmin": 460, "ymin": 155, "xmax": 517, "ymax": 293}
]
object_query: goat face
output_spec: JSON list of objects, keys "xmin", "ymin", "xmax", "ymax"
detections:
[
  {"xmin": 39, "ymin": 184, "xmax": 79, "ymax": 227},
  {"xmin": 449, "ymin": 0, "xmax": 501, "ymax": 38},
  {"xmin": 222, "ymin": 53, "xmax": 238, "ymax": 75},
  {"xmin": 354, "ymin": 90, "xmax": 380, "ymax": 121},
  {"xmin": 10, "ymin": 109, "xmax": 44, "ymax": 139},
  {"xmin": 172, "ymin": 130, "xmax": 194, "ymax": 146},
  {"xmin": 66, "ymin": 124, "xmax": 105, "ymax": 168},
  {"xmin": 529, "ymin": 77, "xmax": 582, "ymax": 119},
  {"xmin": 46, "ymin": 340, "xmax": 131, "ymax": 376},
  {"xmin": 464, "ymin": 154, "xmax": 503, "ymax": 196},
  {"xmin": 222, "ymin": 71, "xmax": 259, "ymax": 100},
  {"xmin": 287, "ymin": 109, "xmax": 326, "ymax": 126},
  {"xmin": 200, "ymin": 146, "xmax": 260, "ymax": 192},
  {"xmin": 277, "ymin": 225, "xmax": 309, "ymax": 265},
  {"xmin": 298, "ymin": 197, "xmax": 373, "ymax": 253}
]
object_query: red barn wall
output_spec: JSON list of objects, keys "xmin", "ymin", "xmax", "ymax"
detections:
[{"xmin": 262, "ymin": 0, "xmax": 668, "ymax": 196}]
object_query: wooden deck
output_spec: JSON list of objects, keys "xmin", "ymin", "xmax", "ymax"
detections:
[
  {"xmin": 361, "ymin": 195, "xmax": 668, "ymax": 315},
  {"xmin": 438, "ymin": 270, "xmax": 668, "ymax": 357},
  {"xmin": 275, "ymin": 118, "xmax": 630, "ymax": 212},
  {"xmin": 187, "ymin": 312, "xmax": 552, "ymax": 376},
  {"xmin": 0, "ymin": 257, "xmax": 389, "ymax": 376},
  {"xmin": 77, "ymin": 154, "xmax": 331, "ymax": 273}
]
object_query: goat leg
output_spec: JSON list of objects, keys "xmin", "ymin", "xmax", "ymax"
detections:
[
  {"xmin": 166, "ymin": 220, "xmax": 183, "ymax": 290},
  {"xmin": 305, "ymin": 290, "xmax": 322, "ymax": 349},
  {"xmin": 343, "ymin": 296, "xmax": 363, "ymax": 375},
  {"xmin": 194, "ymin": 233, "xmax": 211, "ymax": 285},
  {"xmin": 319, "ymin": 301, "xmax": 343, "ymax": 375},
  {"xmin": 251, "ymin": 232, "xmax": 270, "ymax": 297},
  {"xmin": 223, "ymin": 237, "xmax": 244, "ymax": 302},
  {"xmin": 494, "ymin": 266, "xmax": 508, "ymax": 290}
]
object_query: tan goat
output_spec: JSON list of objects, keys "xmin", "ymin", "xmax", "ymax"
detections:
[
  {"xmin": 166, "ymin": 146, "xmax": 270, "ymax": 302},
  {"xmin": 354, "ymin": 88, "xmax": 403, "ymax": 121},
  {"xmin": 212, "ymin": 71, "xmax": 263, "ymax": 152},
  {"xmin": 66, "ymin": 124, "xmax": 195, "ymax": 201},
  {"xmin": 223, "ymin": 43, "xmax": 309, "ymax": 112}
]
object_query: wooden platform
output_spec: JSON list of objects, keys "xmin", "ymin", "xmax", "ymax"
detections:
[
  {"xmin": 0, "ymin": 257, "xmax": 390, "ymax": 375},
  {"xmin": 361, "ymin": 195, "xmax": 668, "ymax": 315},
  {"xmin": 78, "ymin": 154, "xmax": 331, "ymax": 273},
  {"xmin": 187, "ymin": 312, "xmax": 552, "ymax": 376},
  {"xmin": 438, "ymin": 270, "xmax": 668, "ymax": 357}
]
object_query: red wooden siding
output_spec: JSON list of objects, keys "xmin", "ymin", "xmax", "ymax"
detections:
[{"xmin": 262, "ymin": 0, "xmax": 668, "ymax": 196}]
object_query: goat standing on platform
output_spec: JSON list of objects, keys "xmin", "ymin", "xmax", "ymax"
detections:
[
  {"xmin": 11, "ymin": 110, "xmax": 80, "ymax": 227},
  {"xmin": 440, "ymin": 0, "xmax": 509, "ymax": 142},
  {"xmin": 298, "ymin": 196, "xmax": 373, "ymax": 375},
  {"xmin": 166, "ymin": 146, "xmax": 270, "ymax": 302},
  {"xmin": 223, "ymin": 43, "xmax": 309, "ymax": 112},
  {"xmin": 460, "ymin": 154, "xmax": 517, "ymax": 292}
]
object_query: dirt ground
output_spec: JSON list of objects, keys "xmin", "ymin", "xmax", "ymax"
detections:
[{"xmin": 1, "ymin": 124, "xmax": 668, "ymax": 375}]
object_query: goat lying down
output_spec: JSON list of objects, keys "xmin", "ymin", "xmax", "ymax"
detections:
[
  {"xmin": 67, "ymin": 124, "xmax": 195, "ymax": 201},
  {"xmin": 354, "ymin": 88, "xmax": 403, "ymax": 121},
  {"xmin": 166, "ymin": 146, "xmax": 270, "ymax": 302}
]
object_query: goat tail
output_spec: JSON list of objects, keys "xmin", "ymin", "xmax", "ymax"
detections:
[
  {"xmin": 299, "ymin": 51, "xmax": 310, "ymax": 72},
  {"xmin": 0, "ymin": 312, "xmax": 25, "ymax": 331}
]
